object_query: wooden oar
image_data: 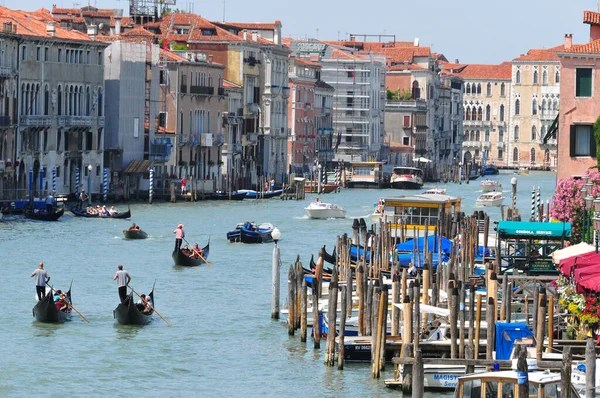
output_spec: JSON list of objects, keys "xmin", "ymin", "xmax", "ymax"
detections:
[
  {"xmin": 46, "ymin": 282, "xmax": 90, "ymax": 323},
  {"xmin": 128, "ymin": 285, "xmax": 171, "ymax": 327},
  {"xmin": 183, "ymin": 238, "xmax": 212, "ymax": 268}
]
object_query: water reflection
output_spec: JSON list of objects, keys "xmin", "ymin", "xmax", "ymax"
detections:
[
  {"xmin": 31, "ymin": 321, "xmax": 64, "ymax": 337},
  {"xmin": 113, "ymin": 324, "xmax": 142, "ymax": 339}
]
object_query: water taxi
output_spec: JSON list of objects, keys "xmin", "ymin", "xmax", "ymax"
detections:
[
  {"xmin": 390, "ymin": 167, "xmax": 424, "ymax": 190},
  {"xmin": 475, "ymin": 192, "xmax": 504, "ymax": 207},
  {"xmin": 305, "ymin": 199, "xmax": 346, "ymax": 219},
  {"xmin": 480, "ymin": 179, "xmax": 502, "ymax": 192},
  {"xmin": 422, "ymin": 187, "xmax": 447, "ymax": 195}
]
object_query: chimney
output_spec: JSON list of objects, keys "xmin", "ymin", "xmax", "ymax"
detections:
[
  {"xmin": 414, "ymin": 37, "xmax": 420, "ymax": 47},
  {"xmin": 455, "ymin": 58, "xmax": 459, "ymax": 64},
  {"xmin": 274, "ymin": 22, "xmax": 281, "ymax": 45},
  {"xmin": 564, "ymin": 33, "xmax": 573, "ymax": 49},
  {"xmin": 208, "ymin": 54, "xmax": 213, "ymax": 63},
  {"xmin": 114, "ymin": 9, "xmax": 123, "ymax": 36},
  {"xmin": 349, "ymin": 35, "xmax": 355, "ymax": 42},
  {"xmin": 243, "ymin": 31, "xmax": 247, "ymax": 40},
  {"xmin": 251, "ymin": 32, "xmax": 257, "ymax": 42},
  {"xmin": 87, "ymin": 24, "xmax": 98, "ymax": 40},
  {"xmin": 46, "ymin": 21, "xmax": 56, "ymax": 37}
]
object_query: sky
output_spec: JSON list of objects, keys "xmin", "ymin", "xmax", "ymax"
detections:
[{"xmin": 11, "ymin": 0, "xmax": 598, "ymax": 64}]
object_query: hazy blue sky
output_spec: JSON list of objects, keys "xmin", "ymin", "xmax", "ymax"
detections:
[{"xmin": 14, "ymin": 0, "xmax": 597, "ymax": 64}]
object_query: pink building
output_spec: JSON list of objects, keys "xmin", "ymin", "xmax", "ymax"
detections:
[{"xmin": 556, "ymin": 11, "xmax": 600, "ymax": 180}]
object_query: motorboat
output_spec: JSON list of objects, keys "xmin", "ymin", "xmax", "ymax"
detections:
[
  {"xmin": 480, "ymin": 179, "xmax": 502, "ymax": 192},
  {"xmin": 390, "ymin": 167, "xmax": 424, "ymax": 190},
  {"xmin": 237, "ymin": 189, "xmax": 282, "ymax": 199},
  {"xmin": 422, "ymin": 187, "xmax": 447, "ymax": 195},
  {"xmin": 227, "ymin": 221, "xmax": 274, "ymax": 243},
  {"xmin": 475, "ymin": 192, "xmax": 504, "ymax": 207},
  {"xmin": 454, "ymin": 369, "xmax": 563, "ymax": 398},
  {"xmin": 371, "ymin": 198, "xmax": 385, "ymax": 220},
  {"xmin": 305, "ymin": 200, "xmax": 346, "ymax": 219},
  {"xmin": 514, "ymin": 167, "xmax": 529, "ymax": 175}
]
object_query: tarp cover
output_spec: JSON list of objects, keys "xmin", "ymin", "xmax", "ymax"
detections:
[
  {"xmin": 495, "ymin": 322, "xmax": 533, "ymax": 360},
  {"xmin": 497, "ymin": 221, "xmax": 571, "ymax": 239},
  {"xmin": 395, "ymin": 235, "xmax": 453, "ymax": 254},
  {"xmin": 552, "ymin": 242, "xmax": 595, "ymax": 264}
]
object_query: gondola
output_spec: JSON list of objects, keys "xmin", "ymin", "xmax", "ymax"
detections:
[
  {"xmin": 321, "ymin": 245, "xmax": 337, "ymax": 265},
  {"xmin": 237, "ymin": 189, "xmax": 283, "ymax": 199},
  {"xmin": 309, "ymin": 254, "xmax": 333, "ymax": 274},
  {"xmin": 32, "ymin": 288, "xmax": 72, "ymax": 323},
  {"xmin": 113, "ymin": 288, "xmax": 154, "ymax": 325},
  {"xmin": 123, "ymin": 228, "xmax": 148, "ymax": 239},
  {"xmin": 67, "ymin": 204, "xmax": 131, "ymax": 219},
  {"xmin": 172, "ymin": 240, "xmax": 210, "ymax": 266},
  {"xmin": 211, "ymin": 191, "xmax": 247, "ymax": 201},
  {"xmin": 24, "ymin": 207, "xmax": 64, "ymax": 221}
]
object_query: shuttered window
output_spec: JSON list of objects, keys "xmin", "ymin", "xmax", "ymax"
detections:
[
  {"xmin": 570, "ymin": 124, "xmax": 596, "ymax": 157},
  {"xmin": 576, "ymin": 68, "xmax": 593, "ymax": 97}
]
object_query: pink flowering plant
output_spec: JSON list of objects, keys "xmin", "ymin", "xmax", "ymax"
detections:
[{"xmin": 551, "ymin": 170, "xmax": 600, "ymax": 243}]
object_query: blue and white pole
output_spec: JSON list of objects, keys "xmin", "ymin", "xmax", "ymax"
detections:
[
  {"xmin": 103, "ymin": 168, "xmax": 108, "ymax": 202},
  {"xmin": 75, "ymin": 167, "xmax": 80, "ymax": 194},
  {"xmin": 149, "ymin": 167, "xmax": 154, "ymax": 204},
  {"xmin": 52, "ymin": 167, "xmax": 56, "ymax": 194}
]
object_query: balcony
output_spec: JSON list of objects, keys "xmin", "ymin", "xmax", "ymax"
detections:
[
  {"xmin": 218, "ymin": 87, "xmax": 225, "ymax": 96},
  {"xmin": 58, "ymin": 116, "xmax": 93, "ymax": 127},
  {"xmin": 180, "ymin": 84, "xmax": 188, "ymax": 94},
  {"xmin": 463, "ymin": 141, "xmax": 482, "ymax": 149},
  {"xmin": 229, "ymin": 142, "xmax": 242, "ymax": 153},
  {"xmin": 0, "ymin": 116, "xmax": 12, "ymax": 127},
  {"xmin": 20, "ymin": 115, "xmax": 52, "ymax": 127},
  {"xmin": 190, "ymin": 86, "xmax": 214, "ymax": 95},
  {"xmin": 0, "ymin": 66, "xmax": 15, "ymax": 78},
  {"xmin": 200, "ymin": 133, "xmax": 214, "ymax": 147},
  {"xmin": 385, "ymin": 99, "xmax": 428, "ymax": 111},
  {"xmin": 150, "ymin": 138, "xmax": 172, "ymax": 160},
  {"xmin": 482, "ymin": 141, "xmax": 491, "ymax": 149},
  {"xmin": 243, "ymin": 56, "xmax": 260, "ymax": 67},
  {"xmin": 540, "ymin": 111, "xmax": 558, "ymax": 122},
  {"xmin": 464, "ymin": 120, "xmax": 491, "ymax": 127},
  {"xmin": 497, "ymin": 142, "xmax": 505, "ymax": 149},
  {"xmin": 496, "ymin": 121, "xmax": 507, "ymax": 128}
]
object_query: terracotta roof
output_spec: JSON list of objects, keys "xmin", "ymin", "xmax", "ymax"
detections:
[
  {"xmin": 0, "ymin": 6, "xmax": 93, "ymax": 41},
  {"xmin": 324, "ymin": 40, "xmax": 415, "ymax": 50},
  {"xmin": 328, "ymin": 47, "xmax": 368, "ymax": 61},
  {"xmin": 281, "ymin": 37, "xmax": 292, "ymax": 48},
  {"xmin": 387, "ymin": 63, "xmax": 427, "ymax": 71},
  {"xmin": 584, "ymin": 10, "xmax": 600, "ymax": 25},
  {"xmin": 160, "ymin": 48, "xmax": 188, "ymax": 62},
  {"xmin": 294, "ymin": 57, "xmax": 320, "ymax": 67},
  {"xmin": 216, "ymin": 21, "xmax": 281, "ymax": 31},
  {"xmin": 441, "ymin": 62, "xmax": 512, "ymax": 79},
  {"xmin": 560, "ymin": 39, "xmax": 600, "ymax": 55},
  {"xmin": 121, "ymin": 25, "xmax": 155, "ymax": 39},
  {"xmin": 513, "ymin": 46, "xmax": 564, "ymax": 61}
]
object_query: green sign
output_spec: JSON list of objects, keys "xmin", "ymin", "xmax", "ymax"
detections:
[{"xmin": 528, "ymin": 260, "xmax": 557, "ymax": 274}]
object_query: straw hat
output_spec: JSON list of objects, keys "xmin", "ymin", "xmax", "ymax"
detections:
[{"xmin": 178, "ymin": 224, "xmax": 183, "ymax": 228}]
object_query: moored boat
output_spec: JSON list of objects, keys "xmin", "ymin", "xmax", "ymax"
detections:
[
  {"xmin": 171, "ymin": 240, "xmax": 210, "ymax": 266},
  {"xmin": 305, "ymin": 200, "xmax": 346, "ymax": 219},
  {"xmin": 480, "ymin": 179, "xmax": 502, "ymax": 192},
  {"xmin": 390, "ymin": 167, "xmax": 424, "ymax": 190},
  {"xmin": 237, "ymin": 189, "xmax": 283, "ymax": 199},
  {"xmin": 454, "ymin": 369, "xmax": 563, "ymax": 398},
  {"xmin": 305, "ymin": 181, "xmax": 338, "ymax": 193},
  {"xmin": 24, "ymin": 207, "xmax": 64, "ymax": 221},
  {"xmin": 482, "ymin": 164, "xmax": 499, "ymax": 175},
  {"xmin": 475, "ymin": 192, "xmax": 504, "ymax": 207},
  {"xmin": 211, "ymin": 191, "xmax": 247, "ymax": 200},
  {"xmin": 32, "ymin": 289, "xmax": 72, "ymax": 323},
  {"xmin": 123, "ymin": 228, "xmax": 148, "ymax": 239},
  {"xmin": 422, "ymin": 187, "xmax": 447, "ymax": 195},
  {"xmin": 113, "ymin": 289, "xmax": 154, "ymax": 325}
]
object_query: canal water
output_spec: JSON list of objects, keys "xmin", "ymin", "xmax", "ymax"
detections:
[{"xmin": 0, "ymin": 171, "xmax": 558, "ymax": 396}]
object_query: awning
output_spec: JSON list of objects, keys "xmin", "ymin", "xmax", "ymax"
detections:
[
  {"xmin": 558, "ymin": 251, "xmax": 600, "ymax": 275},
  {"xmin": 497, "ymin": 221, "xmax": 571, "ymax": 239},
  {"xmin": 552, "ymin": 242, "xmax": 596, "ymax": 264},
  {"xmin": 123, "ymin": 159, "xmax": 152, "ymax": 174},
  {"xmin": 543, "ymin": 113, "xmax": 559, "ymax": 144}
]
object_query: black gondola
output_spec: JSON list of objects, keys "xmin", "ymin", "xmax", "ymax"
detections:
[
  {"xmin": 123, "ymin": 228, "xmax": 148, "ymax": 239},
  {"xmin": 67, "ymin": 204, "xmax": 131, "ymax": 219},
  {"xmin": 211, "ymin": 191, "xmax": 247, "ymax": 201},
  {"xmin": 172, "ymin": 240, "xmax": 210, "ymax": 266},
  {"xmin": 321, "ymin": 245, "xmax": 337, "ymax": 265},
  {"xmin": 32, "ymin": 289, "xmax": 72, "ymax": 323},
  {"xmin": 309, "ymin": 254, "xmax": 333, "ymax": 274},
  {"xmin": 24, "ymin": 207, "xmax": 64, "ymax": 221},
  {"xmin": 113, "ymin": 288, "xmax": 154, "ymax": 325}
]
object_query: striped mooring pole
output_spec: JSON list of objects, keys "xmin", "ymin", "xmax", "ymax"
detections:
[
  {"xmin": 149, "ymin": 167, "xmax": 154, "ymax": 204},
  {"xmin": 103, "ymin": 168, "xmax": 108, "ymax": 202},
  {"xmin": 75, "ymin": 167, "xmax": 80, "ymax": 193},
  {"xmin": 531, "ymin": 187, "xmax": 536, "ymax": 221},
  {"xmin": 52, "ymin": 167, "xmax": 56, "ymax": 194},
  {"xmin": 536, "ymin": 186, "xmax": 541, "ymax": 220}
]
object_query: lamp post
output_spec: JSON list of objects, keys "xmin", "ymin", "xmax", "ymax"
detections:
[
  {"xmin": 271, "ymin": 227, "xmax": 281, "ymax": 320},
  {"xmin": 594, "ymin": 198, "xmax": 600, "ymax": 253},
  {"xmin": 585, "ymin": 194, "xmax": 594, "ymax": 244},
  {"xmin": 87, "ymin": 164, "xmax": 92, "ymax": 205},
  {"xmin": 581, "ymin": 185, "xmax": 588, "ymax": 243}
]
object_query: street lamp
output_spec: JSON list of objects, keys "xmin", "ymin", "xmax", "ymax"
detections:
[
  {"xmin": 271, "ymin": 227, "xmax": 281, "ymax": 320},
  {"xmin": 594, "ymin": 198, "xmax": 600, "ymax": 253},
  {"xmin": 87, "ymin": 164, "xmax": 92, "ymax": 205},
  {"xmin": 581, "ymin": 185, "xmax": 588, "ymax": 243},
  {"xmin": 585, "ymin": 195, "xmax": 593, "ymax": 243}
]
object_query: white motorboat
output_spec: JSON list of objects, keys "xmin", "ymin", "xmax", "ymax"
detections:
[
  {"xmin": 305, "ymin": 200, "xmax": 346, "ymax": 219},
  {"xmin": 480, "ymin": 179, "xmax": 502, "ymax": 192},
  {"xmin": 422, "ymin": 187, "xmax": 447, "ymax": 195},
  {"xmin": 454, "ymin": 369, "xmax": 563, "ymax": 398},
  {"xmin": 371, "ymin": 198, "xmax": 385, "ymax": 220},
  {"xmin": 390, "ymin": 167, "xmax": 424, "ymax": 189},
  {"xmin": 475, "ymin": 192, "xmax": 504, "ymax": 207}
]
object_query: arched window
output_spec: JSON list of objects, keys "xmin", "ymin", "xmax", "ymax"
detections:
[
  {"xmin": 555, "ymin": 69, "xmax": 560, "ymax": 83},
  {"xmin": 486, "ymin": 82, "xmax": 492, "ymax": 96},
  {"xmin": 530, "ymin": 148, "xmax": 536, "ymax": 163},
  {"xmin": 515, "ymin": 99, "xmax": 520, "ymax": 115},
  {"xmin": 553, "ymin": 99, "xmax": 558, "ymax": 112},
  {"xmin": 466, "ymin": 107, "xmax": 471, "ymax": 121},
  {"xmin": 475, "ymin": 130, "xmax": 481, "ymax": 141},
  {"xmin": 545, "ymin": 149, "xmax": 550, "ymax": 163},
  {"xmin": 477, "ymin": 106, "xmax": 483, "ymax": 121},
  {"xmin": 499, "ymin": 104, "xmax": 505, "ymax": 121},
  {"xmin": 44, "ymin": 84, "xmax": 49, "ymax": 115},
  {"xmin": 464, "ymin": 130, "xmax": 469, "ymax": 140},
  {"xmin": 485, "ymin": 130, "xmax": 490, "ymax": 141},
  {"xmin": 498, "ymin": 128, "xmax": 504, "ymax": 142},
  {"xmin": 531, "ymin": 125, "xmax": 537, "ymax": 141},
  {"xmin": 485, "ymin": 104, "xmax": 491, "ymax": 121},
  {"xmin": 86, "ymin": 87, "xmax": 90, "ymax": 116},
  {"xmin": 57, "ymin": 85, "xmax": 62, "ymax": 116},
  {"xmin": 514, "ymin": 125, "xmax": 520, "ymax": 140},
  {"xmin": 542, "ymin": 70, "xmax": 548, "ymax": 85},
  {"xmin": 411, "ymin": 80, "xmax": 420, "ymax": 99},
  {"xmin": 470, "ymin": 130, "xmax": 475, "ymax": 141},
  {"xmin": 532, "ymin": 98, "xmax": 538, "ymax": 115},
  {"xmin": 542, "ymin": 99, "xmax": 547, "ymax": 114},
  {"xmin": 97, "ymin": 87, "xmax": 103, "ymax": 117},
  {"xmin": 500, "ymin": 82, "xmax": 506, "ymax": 96},
  {"xmin": 533, "ymin": 70, "xmax": 538, "ymax": 84},
  {"xmin": 21, "ymin": 83, "xmax": 26, "ymax": 116},
  {"xmin": 541, "ymin": 126, "xmax": 547, "ymax": 141},
  {"xmin": 513, "ymin": 147, "xmax": 519, "ymax": 162},
  {"xmin": 516, "ymin": 70, "xmax": 521, "ymax": 84},
  {"xmin": 477, "ymin": 83, "xmax": 482, "ymax": 95}
]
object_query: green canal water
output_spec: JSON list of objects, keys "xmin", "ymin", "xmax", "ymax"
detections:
[{"xmin": 0, "ymin": 171, "xmax": 558, "ymax": 396}]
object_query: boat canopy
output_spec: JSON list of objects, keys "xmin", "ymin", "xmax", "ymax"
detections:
[
  {"xmin": 495, "ymin": 322, "xmax": 533, "ymax": 360},
  {"xmin": 497, "ymin": 221, "xmax": 571, "ymax": 239},
  {"xmin": 395, "ymin": 235, "xmax": 453, "ymax": 254}
]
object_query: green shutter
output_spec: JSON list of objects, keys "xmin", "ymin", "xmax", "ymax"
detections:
[
  {"xmin": 576, "ymin": 68, "xmax": 593, "ymax": 97},
  {"xmin": 570, "ymin": 125, "xmax": 576, "ymax": 157}
]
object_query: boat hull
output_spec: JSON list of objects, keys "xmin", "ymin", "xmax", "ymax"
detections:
[
  {"xmin": 480, "ymin": 183, "xmax": 502, "ymax": 193},
  {"xmin": 237, "ymin": 189, "xmax": 282, "ymax": 199},
  {"xmin": 476, "ymin": 198, "xmax": 504, "ymax": 207},
  {"xmin": 211, "ymin": 192, "xmax": 247, "ymax": 200},
  {"xmin": 68, "ymin": 205, "xmax": 131, "ymax": 219},
  {"xmin": 306, "ymin": 209, "xmax": 346, "ymax": 219},
  {"xmin": 32, "ymin": 291, "xmax": 72, "ymax": 323},
  {"xmin": 113, "ymin": 291, "xmax": 154, "ymax": 325},
  {"xmin": 305, "ymin": 183, "xmax": 338, "ymax": 193},
  {"xmin": 24, "ymin": 207, "xmax": 64, "ymax": 221},
  {"xmin": 390, "ymin": 180, "xmax": 423, "ymax": 190},
  {"xmin": 123, "ymin": 229, "xmax": 148, "ymax": 239},
  {"xmin": 171, "ymin": 242, "xmax": 210, "ymax": 266},
  {"xmin": 240, "ymin": 229, "xmax": 273, "ymax": 244}
]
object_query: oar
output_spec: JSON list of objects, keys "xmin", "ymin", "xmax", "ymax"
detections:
[
  {"xmin": 46, "ymin": 282, "xmax": 90, "ymax": 323},
  {"xmin": 128, "ymin": 285, "xmax": 171, "ymax": 327},
  {"xmin": 183, "ymin": 238, "xmax": 212, "ymax": 268}
]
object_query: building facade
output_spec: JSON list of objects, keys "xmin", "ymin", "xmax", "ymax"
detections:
[{"xmin": 0, "ymin": 27, "xmax": 19, "ymax": 198}]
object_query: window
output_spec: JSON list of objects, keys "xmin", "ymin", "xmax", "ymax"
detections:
[
  {"xmin": 466, "ymin": 83, "xmax": 471, "ymax": 95},
  {"xmin": 57, "ymin": 85, "xmax": 62, "ymax": 115},
  {"xmin": 86, "ymin": 131, "xmax": 93, "ymax": 151},
  {"xmin": 498, "ymin": 149, "xmax": 503, "ymax": 160},
  {"xmin": 514, "ymin": 125, "xmax": 520, "ymax": 140},
  {"xmin": 36, "ymin": 46, "xmax": 40, "ymax": 61},
  {"xmin": 532, "ymin": 98, "xmax": 538, "ymax": 115},
  {"xmin": 44, "ymin": 47, "xmax": 48, "ymax": 61},
  {"xmin": 96, "ymin": 165, "xmax": 100, "ymax": 176},
  {"xmin": 86, "ymin": 50, "xmax": 90, "ymax": 64},
  {"xmin": 500, "ymin": 82, "xmax": 506, "ymax": 96},
  {"xmin": 134, "ymin": 117, "xmax": 140, "ymax": 138},
  {"xmin": 515, "ymin": 69, "xmax": 521, "ymax": 84},
  {"xmin": 513, "ymin": 147, "xmax": 519, "ymax": 162},
  {"xmin": 570, "ymin": 124, "xmax": 596, "ymax": 156},
  {"xmin": 530, "ymin": 148, "xmax": 536, "ymax": 163},
  {"xmin": 485, "ymin": 105, "xmax": 491, "ymax": 121},
  {"xmin": 485, "ymin": 130, "xmax": 490, "ymax": 141},
  {"xmin": 21, "ymin": 45, "xmax": 27, "ymax": 60},
  {"xmin": 476, "ymin": 83, "xmax": 481, "ymax": 95},
  {"xmin": 576, "ymin": 68, "xmax": 593, "ymax": 97},
  {"xmin": 97, "ymin": 128, "xmax": 102, "ymax": 150},
  {"xmin": 44, "ymin": 85, "xmax": 49, "ymax": 115},
  {"xmin": 486, "ymin": 82, "xmax": 492, "ymax": 97},
  {"xmin": 160, "ymin": 70, "xmax": 168, "ymax": 85},
  {"xmin": 533, "ymin": 69, "xmax": 538, "ymax": 84},
  {"xmin": 541, "ymin": 125, "xmax": 547, "ymax": 141},
  {"xmin": 57, "ymin": 130, "xmax": 62, "ymax": 150},
  {"xmin": 542, "ymin": 67, "xmax": 548, "ymax": 85},
  {"xmin": 412, "ymin": 81, "xmax": 420, "ymax": 99},
  {"xmin": 477, "ymin": 106, "xmax": 482, "ymax": 121},
  {"xmin": 555, "ymin": 68, "xmax": 560, "ymax": 83},
  {"xmin": 56, "ymin": 166, "xmax": 60, "ymax": 178},
  {"xmin": 98, "ymin": 51, "xmax": 103, "ymax": 65},
  {"xmin": 403, "ymin": 115, "xmax": 410, "ymax": 128},
  {"xmin": 97, "ymin": 87, "xmax": 103, "ymax": 116},
  {"xmin": 499, "ymin": 104, "xmax": 505, "ymax": 121},
  {"xmin": 515, "ymin": 99, "xmax": 520, "ymax": 115},
  {"xmin": 475, "ymin": 130, "xmax": 480, "ymax": 141},
  {"xmin": 499, "ymin": 128, "xmax": 504, "ymax": 142},
  {"xmin": 58, "ymin": 48, "xmax": 62, "ymax": 62},
  {"xmin": 531, "ymin": 125, "xmax": 537, "ymax": 141}
]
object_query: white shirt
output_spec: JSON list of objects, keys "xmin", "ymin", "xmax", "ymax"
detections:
[{"xmin": 114, "ymin": 270, "xmax": 130, "ymax": 287}]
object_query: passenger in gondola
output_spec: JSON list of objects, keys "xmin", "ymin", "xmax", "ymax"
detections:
[
  {"xmin": 53, "ymin": 289, "xmax": 63, "ymax": 302},
  {"xmin": 142, "ymin": 296, "xmax": 152, "ymax": 313},
  {"xmin": 136, "ymin": 294, "xmax": 147, "ymax": 311},
  {"xmin": 193, "ymin": 243, "xmax": 203, "ymax": 258},
  {"xmin": 101, "ymin": 205, "xmax": 109, "ymax": 216},
  {"xmin": 109, "ymin": 206, "xmax": 117, "ymax": 216},
  {"xmin": 56, "ymin": 294, "xmax": 69, "ymax": 312}
]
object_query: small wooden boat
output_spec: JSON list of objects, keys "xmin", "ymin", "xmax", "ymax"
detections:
[
  {"xmin": 24, "ymin": 207, "xmax": 64, "ymax": 221},
  {"xmin": 211, "ymin": 191, "xmax": 247, "ymax": 200},
  {"xmin": 123, "ymin": 228, "xmax": 148, "ymax": 239},
  {"xmin": 305, "ymin": 181, "xmax": 338, "ymax": 193},
  {"xmin": 240, "ymin": 222, "xmax": 274, "ymax": 244},
  {"xmin": 68, "ymin": 204, "xmax": 131, "ymax": 219},
  {"xmin": 172, "ymin": 240, "xmax": 210, "ymax": 266},
  {"xmin": 475, "ymin": 192, "xmax": 504, "ymax": 207},
  {"xmin": 305, "ymin": 200, "xmax": 346, "ymax": 219},
  {"xmin": 32, "ymin": 289, "xmax": 72, "ymax": 323},
  {"xmin": 454, "ymin": 369, "xmax": 563, "ymax": 398},
  {"xmin": 113, "ymin": 288, "xmax": 154, "ymax": 325}
]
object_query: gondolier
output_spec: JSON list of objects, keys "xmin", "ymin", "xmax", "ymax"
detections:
[
  {"xmin": 113, "ymin": 264, "xmax": 131, "ymax": 303},
  {"xmin": 77, "ymin": 189, "xmax": 88, "ymax": 210},
  {"xmin": 173, "ymin": 224, "xmax": 185, "ymax": 251},
  {"xmin": 30, "ymin": 262, "xmax": 50, "ymax": 300}
]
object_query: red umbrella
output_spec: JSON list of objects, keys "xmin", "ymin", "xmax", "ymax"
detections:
[
  {"xmin": 576, "ymin": 273, "xmax": 600, "ymax": 293},
  {"xmin": 559, "ymin": 251, "xmax": 600, "ymax": 276}
]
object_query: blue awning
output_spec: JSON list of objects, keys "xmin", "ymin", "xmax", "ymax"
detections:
[
  {"xmin": 396, "ymin": 235, "xmax": 453, "ymax": 254},
  {"xmin": 497, "ymin": 221, "xmax": 571, "ymax": 239}
]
